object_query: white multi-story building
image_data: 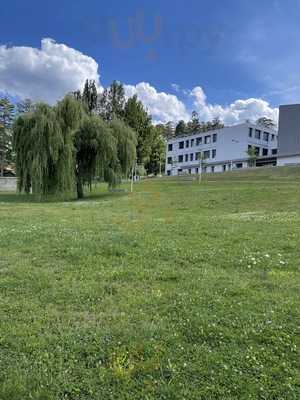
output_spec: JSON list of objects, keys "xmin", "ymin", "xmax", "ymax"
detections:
[{"xmin": 165, "ymin": 123, "xmax": 278, "ymax": 175}]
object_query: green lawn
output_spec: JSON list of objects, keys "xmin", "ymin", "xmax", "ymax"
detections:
[{"xmin": 0, "ymin": 167, "xmax": 299, "ymax": 400}]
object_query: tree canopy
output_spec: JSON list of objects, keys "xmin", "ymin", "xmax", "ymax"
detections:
[
  {"xmin": 13, "ymin": 95, "xmax": 136, "ymax": 199},
  {"xmin": 256, "ymin": 117, "xmax": 276, "ymax": 129},
  {"xmin": 0, "ymin": 97, "xmax": 15, "ymax": 175},
  {"xmin": 99, "ymin": 80, "xmax": 126, "ymax": 121},
  {"xmin": 175, "ymin": 113, "xmax": 224, "ymax": 136},
  {"xmin": 124, "ymin": 94, "xmax": 153, "ymax": 164}
]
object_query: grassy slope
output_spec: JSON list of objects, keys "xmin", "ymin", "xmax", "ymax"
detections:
[{"xmin": 0, "ymin": 167, "xmax": 299, "ymax": 400}]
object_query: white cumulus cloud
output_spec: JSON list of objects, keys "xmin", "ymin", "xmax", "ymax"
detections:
[
  {"xmin": 190, "ymin": 86, "xmax": 278, "ymax": 125},
  {"xmin": 0, "ymin": 38, "xmax": 100, "ymax": 103},
  {"xmin": 124, "ymin": 82, "xmax": 190, "ymax": 123},
  {"xmin": 0, "ymin": 39, "xmax": 278, "ymax": 125},
  {"xmin": 124, "ymin": 82, "xmax": 278, "ymax": 125}
]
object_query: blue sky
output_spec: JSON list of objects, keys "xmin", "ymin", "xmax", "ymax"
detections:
[{"xmin": 0, "ymin": 0, "xmax": 299, "ymax": 123}]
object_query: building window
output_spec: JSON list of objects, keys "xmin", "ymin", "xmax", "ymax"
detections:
[
  {"xmin": 186, "ymin": 140, "xmax": 189, "ymax": 148},
  {"xmin": 179, "ymin": 141, "xmax": 184, "ymax": 149},
  {"xmin": 271, "ymin": 134, "xmax": 275, "ymax": 141},
  {"xmin": 263, "ymin": 132, "xmax": 269, "ymax": 141},
  {"xmin": 235, "ymin": 163, "xmax": 243, "ymax": 169},
  {"xmin": 191, "ymin": 139, "xmax": 194, "ymax": 147},
  {"xmin": 190, "ymin": 153, "xmax": 194, "ymax": 161},
  {"xmin": 205, "ymin": 135, "xmax": 211, "ymax": 144},
  {"xmin": 188, "ymin": 169, "xmax": 192, "ymax": 174},
  {"xmin": 167, "ymin": 157, "xmax": 172, "ymax": 164},
  {"xmin": 223, "ymin": 165, "xmax": 226, "ymax": 172},
  {"xmin": 272, "ymin": 149, "xmax": 278, "ymax": 155},
  {"xmin": 212, "ymin": 149, "xmax": 216, "ymax": 158},
  {"xmin": 178, "ymin": 155, "xmax": 183, "ymax": 162},
  {"xmin": 185, "ymin": 154, "xmax": 188, "ymax": 162},
  {"xmin": 168, "ymin": 143, "xmax": 173, "ymax": 151},
  {"xmin": 204, "ymin": 150, "xmax": 210, "ymax": 159},
  {"xmin": 167, "ymin": 170, "xmax": 171, "ymax": 176},
  {"xmin": 196, "ymin": 167, "xmax": 199, "ymax": 173},
  {"xmin": 196, "ymin": 137, "xmax": 202, "ymax": 146},
  {"xmin": 249, "ymin": 128, "xmax": 253, "ymax": 137},
  {"xmin": 262, "ymin": 148, "xmax": 268, "ymax": 156},
  {"xmin": 211, "ymin": 166, "xmax": 215, "ymax": 173},
  {"xmin": 195, "ymin": 152, "xmax": 201, "ymax": 161},
  {"xmin": 213, "ymin": 133, "xmax": 217, "ymax": 143},
  {"xmin": 255, "ymin": 147, "xmax": 260, "ymax": 156},
  {"xmin": 255, "ymin": 129, "xmax": 261, "ymax": 139}
]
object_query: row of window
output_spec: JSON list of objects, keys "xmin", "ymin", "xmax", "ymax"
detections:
[
  {"xmin": 248, "ymin": 145, "xmax": 277, "ymax": 156},
  {"xmin": 167, "ymin": 163, "xmax": 243, "ymax": 176},
  {"xmin": 167, "ymin": 167, "xmax": 211, "ymax": 176},
  {"xmin": 167, "ymin": 149, "xmax": 217, "ymax": 164},
  {"xmin": 249, "ymin": 128, "xmax": 275, "ymax": 142},
  {"xmin": 168, "ymin": 133, "xmax": 217, "ymax": 152}
]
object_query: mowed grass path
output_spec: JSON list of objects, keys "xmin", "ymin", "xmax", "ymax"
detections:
[{"xmin": 0, "ymin": 167, "xmax": 299, "ymax": 399}]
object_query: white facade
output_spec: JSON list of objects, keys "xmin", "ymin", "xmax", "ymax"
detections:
[{"xmin": 165, "ymin": 123, "xmax": 278, "ymax": 175}]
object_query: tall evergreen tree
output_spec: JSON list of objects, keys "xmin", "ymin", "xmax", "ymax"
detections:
[
  {"xmin": 175, "ymin": 120, "xmax": 186, "ymax": 136},
  {"xmin": 186, "ymin": 111, "xmax": 200, "ymax": 133},
  {"xmin": 99, "ymin": 80, "xmax": 125, "ymax": 120},
  {"xmin": 124, "ymin": 94, "xmax": 153, "ymax": 164},
  {"xmin": 82, "ymin": 79, "xmax": 98, "ymax": 114},
  {"xmin": 160, "ymin": 121, "xmax": 175, "ymax": 139}
]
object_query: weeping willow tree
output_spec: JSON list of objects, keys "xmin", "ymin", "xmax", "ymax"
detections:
[
  {"xmin": 13, "ymin": 94, "xmax": 137, "ymax": 199},
  {"xmin": 109, "ymin": 119, "xmax": 137, "ymax": 179},
  {"xmin": 13, "ymin": 103, "xmax": 65, "ymax": 195},
  {"xmin": 55, "ymin": 96, "xmax": 84, "ymax": 193},
  {"xmin": 74, "ymin": 115, "xmax": 118, "ymax": 199},
  {"xmin": 74, "ymin": 117, "xmax": 136, "ymax": 198},
  {"xmin": 13, "ymin": 97, "xmax": 83, "ymax": 196}
]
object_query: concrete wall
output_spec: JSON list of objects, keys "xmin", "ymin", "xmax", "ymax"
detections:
[
  {"xmin": 0, "ymin": 177, "xmax": 17, "ymax": 192},
  {"xmin": 278, "ymin": 104, "xmax": 300, "ymax": 158},
  {"xmin": 277, "ymin": 155, "xmax": 300, "ymax": 166}
]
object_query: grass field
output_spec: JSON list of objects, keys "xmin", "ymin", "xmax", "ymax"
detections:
[{"xmin": 0, "ymin": 167, "xmax": 300, "ymax": 399}]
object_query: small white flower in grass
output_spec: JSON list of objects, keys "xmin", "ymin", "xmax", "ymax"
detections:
[
  {"xmin": 279, "ymin": 260, "xmax": 286, "ymax": 265},
  {"xmin": 265, "ymin": 254, "xmax": 270, "ymax": 258}
]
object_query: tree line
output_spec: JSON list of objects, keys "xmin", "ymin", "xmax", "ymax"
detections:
[
  {"xmin": 0, "ymin": 80, "xmax": 276, "ymax": 197},
  {"xmin": 0, "ymin": 80, "xmax": 167, "ymax": 197},
  {"xmin": 0, "ymin": 97, "xmax": 34, "ymax": 176}
]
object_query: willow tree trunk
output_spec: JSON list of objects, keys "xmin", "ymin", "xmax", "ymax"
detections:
[
  {"xmin": 76, "ymin": 177, "xmax": 83, "ymax": 199},
  {"xmin": 76, "ymin": 167, "xmax": 84, "ymax": 199}
]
